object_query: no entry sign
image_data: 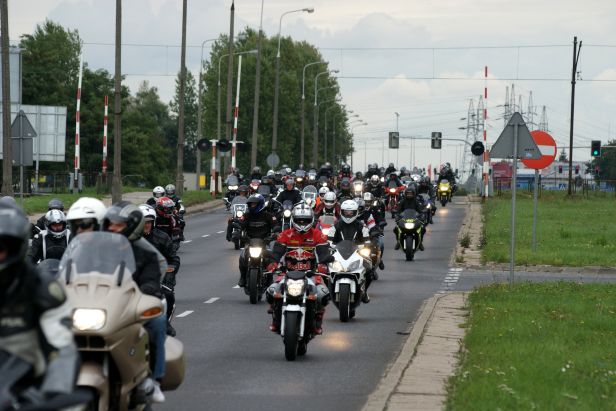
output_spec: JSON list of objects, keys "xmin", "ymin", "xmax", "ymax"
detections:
[{"xmin": 522, "ymin": 130, "xmax": 557, "ymax": 170}]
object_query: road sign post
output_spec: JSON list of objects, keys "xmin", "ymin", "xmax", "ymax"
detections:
[{"xmin": 10, "ymin": 110, "xmax": 37, "ymax": 202}]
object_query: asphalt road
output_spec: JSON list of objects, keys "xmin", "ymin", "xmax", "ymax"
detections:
[{"xmin": 158, "ymin": 198, "xmax": 466, "ymax": 411}]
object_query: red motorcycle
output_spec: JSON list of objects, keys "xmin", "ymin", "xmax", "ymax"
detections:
[{"xmin": 385, "ymin": 181, "xmax": 403, "ymax": 216}]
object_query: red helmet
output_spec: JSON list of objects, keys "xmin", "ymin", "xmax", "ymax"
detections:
[{"xmin": 156, "ymin": 196, "xmax": 175, "ymax": 218}]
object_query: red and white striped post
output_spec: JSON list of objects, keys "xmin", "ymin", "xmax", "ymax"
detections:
[
  {"xmin": 74, "ymin": 53, "xmax": 83, "ymax": 192},
  {"xmin": 483, "ymin": 65, "xmax": 489, "ymax": 199},
  {"xmin": 102, "ymin": 95, "xmax": 109, "ymax": 176},
  {"xmin": 210, "ymin": 140, "xmax": 217, "ymax": 195},
  {"xmin": 231, "ymin": 55, "xmax": 242, "ymax": 172}
]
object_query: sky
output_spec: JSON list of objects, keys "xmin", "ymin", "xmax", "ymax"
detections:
[{"xmin": 7, "ymin": 0, "xmax": 616, "ymax": 173}]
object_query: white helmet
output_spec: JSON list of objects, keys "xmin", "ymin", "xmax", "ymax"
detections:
[
  {"xmin": 66, "ymin": 197, "xmax": 107, "ymax": 232},
  {"xmin": 340, "ymin": 199, "xmax": 359, "ymax": 224},
  {"xmin": 153, "ymin": 186, "xmax": 165, "ymax": 198},
  {"xmin": 318, "ymin": 186, "xmax": 329, "ymax": 197},
  {"xmin": 323, "ymin": 191, "xmax": 336, "ymax": 209},
  {"xmin": 291, "ymin": 204, "xmax": 314, "ymax": 233},
  {"xmin": 44, "ymin": 209, "xmax": 68, "ymax": 238},
  {"xmin": 139, "ymin": 204, "xmax": 156, "ymax": 226}
]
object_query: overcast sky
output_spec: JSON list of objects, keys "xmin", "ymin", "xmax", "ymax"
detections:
[{"xmin": 8, "ymin": 0, "xmax": 616, "ymax": 171}]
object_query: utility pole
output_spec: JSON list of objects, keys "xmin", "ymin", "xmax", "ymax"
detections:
[
  {"xmin": 224, "ymin": 1, "xmax": 235, "ymax": 175},
  {"xmin": 0, "ymin": 0, "xmax": 12, "ymax": 196},
  {"xmin": 175, "ymin": 0, "xmax": 187, "ymax": 196},
  {"xmin": 567, "ymin": 36, "xmax": 581, "ymax": 196},
  {"xmin": 250, "ymin": 0, "xmax": 264, "ymax": 169},
  {"xmin": 111, "ymin": 0, "xmax": 123, "ymax": 203}
]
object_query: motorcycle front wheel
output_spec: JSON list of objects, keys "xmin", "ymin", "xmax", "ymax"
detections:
[
  {"xmin": 248, "ymin": 268, "xmax": 260, "ymax": 304},
  {"xmin": 405, "ymin": 236, "xmax": 415, "ymax": 261},
  {"xmin": 284, "ymin": 312, "xmax": 301, "ymax": 361},
  {"xmin": 338, "ymin": 283, "xmax": 351, "ymax": 323}
]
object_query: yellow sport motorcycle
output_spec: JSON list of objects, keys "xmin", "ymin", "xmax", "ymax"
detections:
[{"xmin": 437, "ymin": 179, "xmax": 452, "ymax": 207}]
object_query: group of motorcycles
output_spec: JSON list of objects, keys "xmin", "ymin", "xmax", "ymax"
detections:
[{"xmin": 221, "ymin": 165, "xmax": 451, "ymax": 361}]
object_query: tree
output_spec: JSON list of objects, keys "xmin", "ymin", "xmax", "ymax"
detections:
[
  {"xmin": 558, "ymin": 148, "xmax": 568, "ymax": 162},
  {"xmin": 590, "ymin": 139, "xmax": 616, "ymax": 182},
  {"xmin": 170, "ymin": 71, "xmax": 198, "ymax": 172}
]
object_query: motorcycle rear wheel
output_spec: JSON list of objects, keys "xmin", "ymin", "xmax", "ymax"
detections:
[
  {"xmin": 284, "ymin": 312, "xmax": 300, "ymax": 361},
  {"xmin": 248, "ymin": 268, "xmax": 260, "ymax": 304},
  {"xmin": 338, "ymin": 283, "xmax": 351, "ymax": 323}
]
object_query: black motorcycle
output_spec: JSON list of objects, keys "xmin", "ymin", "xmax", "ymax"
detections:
[
  {"xmin": 395, "ymin": 209, "xmax": 424, "ymax": 261},
  {"xmin": 229, "ymin": 196, "xmax": 248, "ymax": 250},
  {"xmin": 244, "ymin": 237, "xmax": 272, "ymax": 304}
]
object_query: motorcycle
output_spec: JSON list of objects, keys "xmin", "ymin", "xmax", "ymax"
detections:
[
  {"xmin": 295, "ymin": 169, "xmax": 307, "ymax": 189},
  {"xmin": 317, "ymin": 214, "xmax": 336, "ymax": 237},
  {"xmin": 307, "ymin": 170, "xmax": 317, "ymax": 184},
  {"xmin": 60, "ymin": 232, "xmax": 185, "ymax": 411},
  {"xmin": 386, "ymin": 181, "xmax": 402, "ymax": 216},
  {"xmin": 328, "ymin": 240, "xmax": 371, "ymax": 322},
  {"xmin": 274, "ymin": 199, "xmax": 295, "ymax": 231},
  {"xmin": 249, "ymin": 179, "xmax": 261, "ymax": 195},
  {"xmin": 395, "ymin": 209, "xmax": 424, "ymax": 261},
  {"xmin": 302, "ymin": 185, "xmax": 318, "ymax": 209},
  {"xmin": 437, "ymin": 179, "xmax": 452, "ymax": 207},
  {"xmin": 352, "ymin": 180, "xmax": 364, "ymax": 198},
  {"xmin": 223, "ymin": 175, "xmax": 240, "ymax": 209},
  {"xmin": 419, "ymin": 193, "xmax": 436, "ymax": 224},
  {"xmin": 257, "ymin": 184, "xmax": 274, "ymax": 210},
  {"xmin": 244, "ymin": 237, "xmax": 272, "ymax": 304},
  {"xmin": 229, "ymin": 196, "xmax": 248, "ymax": 250},
  {"xmin": 317, "ymin": 176, "xmax": 330, "ymax": 190}
]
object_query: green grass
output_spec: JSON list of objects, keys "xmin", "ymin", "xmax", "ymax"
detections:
[
  {"xmin": 447, "ymin": 282, "xmax": 616, "ymax": 411},
  {"xmin": 181, "ymin": 190, "xmax": 214, "ymax": 207},
  {"xmin": 482, "ymin": 191, "xmax": 616, "ymax": 267},
  {"xmin": 19, "ymin": 188, "xmax": 103, "ymax": 215}
]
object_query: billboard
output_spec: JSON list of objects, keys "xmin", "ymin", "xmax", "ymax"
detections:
[{"xmin": 0, "ymin": 47, "xmax": 22, "ymax": 103}]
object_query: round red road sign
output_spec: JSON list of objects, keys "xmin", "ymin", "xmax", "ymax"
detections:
[{"xmin": 522, "ymin": 130, "xmax": 557, "ymax": 170}]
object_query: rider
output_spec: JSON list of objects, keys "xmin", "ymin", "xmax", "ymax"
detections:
[
  {"xmin": 316, "ymin": 191, "xmax": 339, "ymax": 217},
  {"xmin": 385, "ymin": 171, "xmax": 403, "ymax": 188},
  {"xmin": 146, "ymin": 186, "xmax": 166, "ymax": 207},
  {"xmin": 154, "ymin": 197, "xmax": 178, "ymax": 241},
  {"xmin": 328, "ymin": 199, "xmax": 380, "ymax": 303},
  {"xmin": 363, "ymin": 192, "xmax": 386, "ymax": 270},
  {"xmin": 165, "ymin": 184, "xmax": 185, "ymax": 241},
  {"xmin": 103, "ymin": 201, "xmax": 168, "ymax": 403},
  {"xmin": 438, "ymin": 163, "xmax": 456, "ymax": 186},
  {"xmin": 237, "ymin": 194, "xmax": 280, "ymax": 288},
  {"xmin": 417, "ymin": 175, "xmax": 436, "ymax": 199},
  {"xmin": 338, "ymin": 164, "xmax": 353, "ymax": 182},
  {"xmin": 274, "ymin": 178, "xmax": 303, "ymax": 206},
  {"xmin": 337, "ymin": 178, "xmax": 354, "ymax": 202},
  {"xmin": 28, "ymin": 210, "xmax": 71, "ymax": 264},
  {"xmin": 141, "ymin": 204, "xmax": 181, "ymax": 337},
  {"xmin": 250, "ymin": 166, "xmax": 262, "ymax": 181},
  {"xmin": 394, "ymin": 186, "xmax": 427, "ymax": 251},
  {"xmin": 354, "ymin": 171, "xmax": 364, "ymax": 182},
  {"xmin": 225, "ymin": 185, "xmax": 250, "ymax": 241},
  {"xmin": 66, "ymin": 197, "xmax": 107, "ymax": 236},
  {"xmin": 0, "ymin": 202, "xmax": 79, "ymax": 403},
  {"xmin": 266, "ymin": 204, "xmax": 333, "ymax": 335},
  {"xmin": 385, "ymin": 162, "xmax": 396, "ymax": 175},
  {"xmin": 31, "ymin": 198, "xmax": 64, "ymax": 239},
  {"xmin": 365, "ymin": 163, "xmax": 380, "ymax": 179},
  {"xmin": 368, "ymin": 174, "xmax": 384, "ymax": 198}
]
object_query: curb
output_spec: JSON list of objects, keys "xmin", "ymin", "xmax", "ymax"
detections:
[
  {"xmin": 362, "ymin": 293, "xmax": 442, "ymax": 411},
  {"xmin": 184, "ymin": 199, "xmax": 224, "ymax": 216},
  {"xmin": 466, "ymin": 263, "xmax": 616, "ymax": 275}
]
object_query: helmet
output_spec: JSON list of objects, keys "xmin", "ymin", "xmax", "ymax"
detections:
[
  {"xmin": 388, "ymin": 162, "xmax": 395, "ymax": 169},
  {"xmin": 339, "ymin": 179, "xmax": 351, "ymax": 193},
  {"xmin": 156, "ymin": 197, "xmax": 176, "ymax": 218},
  {"xmin": 370, "ymin": 174, "xmax": 380, "ymax": 186},
  {"xmin": 324, "ymin": 162, "xmax": 332, "ymax": 170},
  {"xmin": 252, "ymin": 166, "xmax": 261, "ymax": 174},
  {"xmin": 102, "ymin": 201, "xmax": 145, "ymax": 241},
  {"xmin": 153, "ymin": 186, "xmax": 165, "ymax": 198},
  {"xmin": 363, "ymin": 191, "xmax": 375, "ymax": 206},
  {"xmin": 285, "ymin": 179, "xmax": 295, "ymax": 191},
  {"xmin": 318, "ymin": 187, "xmax": 329, "ymax": 197},
  {"xmin": 44, "ymin": 209, "xmax": 68, "ymax": 239},
  {"xmin": 0, "ymin": 196, "xmax": 16, "ymax": 206},
  {"xmin": 246, "ymin": 194, "xmax": 265, "ymax": 215},
  {"xmin": 298, "ymin": 163, "xmax": 304, "ymax": 170},
  {"xmin": 355, "ymin": 171, "xmax": 363, "ymax": 179},
  {"xmin": 340, "ymin": 200, "xmax": 359, "ymax": 224},
  {"xmin": 368, "ymin": 163, "xmax": 377, "ymax": 172},
  {"xmin": 404, "ymin": 186, "xmax": 416, "ymax": 201},
  {"xmin": 267, "ymin": 169, "xmax": 275, "ymax": 176},
  {"xmin": 66, "ymin": 197, "xmax": 107, "ymax": 233},
  {"xmin": 291, "ymin": 204, "xmax": 314, "ymax": 233},
  {"xmin": 0, "ymin": 203, "xmax": 30, "ymax": 283},
  {"xmin": 165, "ymin": 184, "xmax": 176, "ymax": 197},
  {"xmin": 238, "ymin": 185, "xmax": 249, "ymax": 196},
  {"xmin": 341, "ymin": 164, "xmax": 351, "ymax": 173},
  {"xmin": 323, "ymin": 191, "xmax": 336, "ymax": 210},
  {"xmin": 47, "ymin": 198, "xmax": 64, "ymax": 211},
  {"xmin": 139, "ymin": 204, "xmax": 156, "ymax": 226}
]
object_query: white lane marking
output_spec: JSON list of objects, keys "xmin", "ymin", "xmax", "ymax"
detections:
[
  {"xmin": 204, "ymin": 297, "xmax": 220, "ymax": 304},
  {"xmin": 202, "ymin": 234, "xmax": 210, "ymax": 238},
  {"xmin": 232, "ymin": 285, "xmax": 240, "ymax": 289},
  {"xmin": 183, "ymin": 240, "xmax": 192, "ymax": 244},
  {"xmin": 175, "ymin": 310, "xmax": 194, "ymax": 318},
  {"xmin": 450, "ymin": 268, "xmax": 463, "ymax": 272},
  {"xmin": 216, "ymin": 230, "xmax": 225, "ymax": 234},
  {"xmin": 438, "ymin": 269, "xmax": 463, "ymax": 293}
]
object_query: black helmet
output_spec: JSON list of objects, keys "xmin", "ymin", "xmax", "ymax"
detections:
[
  {"xmin": 102, "ymin": 201, "xmax": 145, "ymax": 241},
  {"xmin": 355, "ymin": 171, "xmax": 363, "ymax": 179},
  {"xmin": 342, "ymin": 164, "xmax": 351, "ymax": 173},
  {"xmin": 340, "ymin": 178, "xmax": 351, "ymax": 193},
  {"xmin": 238, "ymin": 185, "xmax": 249, "ymax": 196},
  {"xmin": 47, "ymin": 198, "xmax": 64, "ymax": 211},
  {"xmin": 246, "ymin": 194, "xmax": 265, "ymax": 215},
  {"xmin": 389, "ymin": 162, "xmax": 394, "ymax": 168},
  {"xmin": 404, "ymin": 186, "xmax": 416, "ymax": 200},
  {"xmin": 0, "ymin": 204, "xmax": 30, "ymax": 285}
]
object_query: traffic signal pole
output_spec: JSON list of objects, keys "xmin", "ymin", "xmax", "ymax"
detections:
[{"xmin": 568, "ymin": 36, "xmax": 582, "ymax": 196}]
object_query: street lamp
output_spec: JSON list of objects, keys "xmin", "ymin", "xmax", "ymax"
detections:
[
  {"xmin": 312, "ymin": 69, "xmax": 338, "ymax": 166},
  {"xmin": 195, "ymin": 38, "xmax": 217, "ymax": 190},
  {"xmin": 217, "ymin": 49, "xmax": 257, "ymax": 140},
  {"xmin": 350, "ymin": 122, "xmax": 368, "ymax": 170},
  {"xmin": 272, "ymin": 7, "xmax": 314, "ymax": 156},
  {"xmin": 301, "ymin": 60, "xmax": 326, "ymax": 165}
]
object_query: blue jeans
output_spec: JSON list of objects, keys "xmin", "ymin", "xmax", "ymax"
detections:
[{"xmin": 145, "ymin": 315, "xmax": 167, "ymax": 380}]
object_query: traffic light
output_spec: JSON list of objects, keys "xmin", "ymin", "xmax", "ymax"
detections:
[
  {"xmin": 558, "ymin": 165, "xmax": 563, "ymax": 173},
  {"xmin": 388, "ymin": 132, "xmax": 399, "ymax": 149},
  {"xmin": 575, "ymin": 165, "xmax": 579, "ymax": 175},
  {"xmin": 471, "ymin": 141, "xmax": 485, "ymax": 156},
  {"xmin": 196, "ymin": 138, "xmax": 211, "ymax": 152},
  {"xmin": 217, "ymin": 139, "xmax": 231, "ymax": 152},
  {"xmin": 431, "ymin": 132, "xmax": 442, "ymax": 149},
  {"xmin": 591, "ymin": 140, "xmax": 601, "ymax": 157}
]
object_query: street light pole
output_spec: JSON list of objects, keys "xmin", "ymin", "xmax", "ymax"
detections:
[
  {"xmin": 111, "ymin": 0, "xmax": 123, "ymax": 203},
  {"xmin": 250, "ymin": 0, "xmax": 265, "ymax": 169},
  {"xmin": 196, "ymin": 38, "xmax": 217, "ymax": 190},
  {"xmin": 301, "ymin": 60, "xmax": 325, "ymax": 165},
  {"xmin": 395, "ymin": 111, "xmax": 400, "ymax": 167},
  {"xmin": 272, "ymin": 7, "xmax": 314, "ymax": 156},
  {"xmin": 312, "ymin": 69, "xmax": 338, "ymax": 166},
  {"xmin": 175, "ymin": 0, "xmax": 188, "ymax": 197}
]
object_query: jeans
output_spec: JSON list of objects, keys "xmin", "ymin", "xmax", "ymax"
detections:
[{"xmin": 145, "ymin": 315, "xmax": 167, "ymax": 380}]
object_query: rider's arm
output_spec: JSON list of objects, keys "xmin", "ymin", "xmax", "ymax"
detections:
[{"xmin": 28, "ymin": 234, "xmax": 44, "ymax": 263}]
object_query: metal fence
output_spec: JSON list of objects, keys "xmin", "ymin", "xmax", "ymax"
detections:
[{"xmin": 493, "ymin": 176, "xmax": 616, "ymax": 198}]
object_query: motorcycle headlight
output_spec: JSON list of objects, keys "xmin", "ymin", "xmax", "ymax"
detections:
[
  {"xmin": 389, "ymin": 188, "xmax": 396, "ymax": 193},
  {"xmin": 404, "ymin": 222, "xmax": 415, "ymax": 230},
  {"xmin": 283, "ymin": 210, "xmax": 292, "ymax": 218},
  {"xmin": 321, "ymin": 182, "xmax": 328, "ymax": 187},
  {"xmin": 373, "ymin": 201, "xmax": 378, "ymax": 207},
  {"xmin": 426, "ymin": 204, "xmax": 431, "ymax": 209},
  {"xmin": 236, "ymin": 210, "xmax": 244, "ymax": 218},
  {"xmin": 322, "ymin": 227, "xmax": 330, "ymax": 236},
  {"xmin": 380, "ymin": 177, "xmax": 385, "ymax": 182},
  {"xmin": 73, "ymin": 309, "xmax": 106, "ymax": 331},
  {"xmin": 440, "ymin": 187, "xmax": 448, "ymax": 192},
  {"xmin": 297, "ymin": 178, "xmax": 303, "ymax": 182},
  {"xmin": 347, "ymin": 260, "xmax": 361, "ymax": 272},
  {"xmin": 249, "ymin": 246, "xmax": 263, "ymax": 258},
  {"xmin": 359, "ymin": 247, "xmax": 371, "ymax": 258},
  {"xmin": 229, "ymin": 185, "xmax": 238, "ymax": 190},
  {"xmin": 286, "ymin": 279, "xmax": 305, "ymax": 297},
  {"xmin": 330, "ymin": 261, "xmax": 345, "ymax": 272}
]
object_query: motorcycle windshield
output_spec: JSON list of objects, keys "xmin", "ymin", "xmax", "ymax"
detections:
[
  {"xmin": 59, "ymin": 232, "xmax": 136, "ymax": 278},
  {"xmin": 401, "ymin": 209, "xmax": 419, "ymax": 220},
  {"xmin": 226, "ymin": 175, "xmax": 239, "ymax": 186},
  {"xmin": 388, "ymin": 181, "xmax": 398, "ymax": 189},
  {"xmin": 440, "ymin": 179, "xmax": 449, "ymax": 185},
  {"xmin": 335, "ymin": 240, "xmax": 356, "ymax": 260},
  {"xmin": 296, "ymin": 170, "xmax": 306, "ymax": 178},
  {"xmin": 231, "ymin": 196, "xmax": 248, "ymax": 206},
  {"xmin": 303, "ymin": 185, "xmax": 317, "ymax": 194},
  {"xmin": 257, "ymin": 185, "xmax": 271, "ymax": 196},
  {"xmin": 319, "ymin": 215, "xmax": 336, "ymax": 227},
  {"xmin": 283, "ymin": 200, "xmax": 294, "ymax": 210}
]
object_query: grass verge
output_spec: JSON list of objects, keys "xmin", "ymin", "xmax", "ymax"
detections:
[
  {"xmin": 19, "ymin": 188, "xmax": 103, "ymax": 215},
  {"xmin": 482, "ymin": 191, "xmax": 616, "ymax": 266},
  {"xmin": 181, "ymin": 190, "xmax": 214, "ymax": 207},
  {"xmin": 447, "ymin": 282, "xmax": 616, "ymax": 410}
]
